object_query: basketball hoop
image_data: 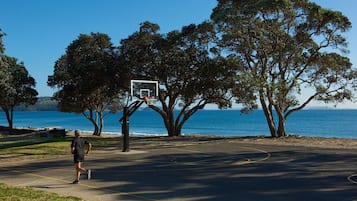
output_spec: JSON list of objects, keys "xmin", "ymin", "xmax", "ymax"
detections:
[
  {"xmin": 144, "ymin": 96, "xmax": 156, "ymax": 106},
  {"xmin": 130, "ymin": 79, "xmax": 159, "ymax": 105}
]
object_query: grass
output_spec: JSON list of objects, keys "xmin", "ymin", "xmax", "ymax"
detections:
[
  {"xmin": 0, "ymin": 133, "xmax": 121, "ymax": 159},
  {"xmin": 0, "ymin": 135, "xmax": 72, "ymax": 159},
  {"xmin": 0, "ymin": 183, "xmax": 82, "ymax": 201}
]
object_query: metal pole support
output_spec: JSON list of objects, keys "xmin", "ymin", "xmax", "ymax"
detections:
[
  {"xmin": 119, "ymin": 100, "xmax": 144, "ymax": 152},
  {"xmin": 122, "ymin": 106, "xmax": 130, "ymax": 152}
]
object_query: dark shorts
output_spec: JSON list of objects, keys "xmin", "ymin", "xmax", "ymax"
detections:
[{"xmin": 74, "ymin": 155, "xmax": 84, "ymax": 163}]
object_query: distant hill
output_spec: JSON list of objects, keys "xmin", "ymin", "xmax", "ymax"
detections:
[
  {"xmin": 304, "ymin": 106, "xmax": 334, "ymax": 110},
  {"xmin": 14, "ymin": 97, "xmax": 58, "ymax": 111}
]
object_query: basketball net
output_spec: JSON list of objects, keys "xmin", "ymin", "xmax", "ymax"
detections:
[{"xmin": 143, "ymin": 96, "xmax": 155, "ymax": 106}]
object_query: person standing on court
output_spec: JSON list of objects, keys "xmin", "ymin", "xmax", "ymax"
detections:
[{"xmin": 71, "ymin": 130, "xmax": 92, "ymax": 184}]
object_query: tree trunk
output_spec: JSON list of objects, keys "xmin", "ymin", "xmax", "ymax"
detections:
[
  {"xmin": 4, "ymin": 109, "xmax": 13, "ymax": 129},
  {"xmin": 262, "ymin": 106, "xmax": 287, "ymax": 138},
  {"xmin": 262, "ymin": 108, "xmax": 278, "ymax": 137},
  {"xmin": 98, "ymin": 111, "xmax": 104, "ymax": 136},
  {"xmin": 276, "ymin": 109, "xmax": 287, "ymax": 137},
  {"xmin": 165, "ymin": 120, "xmax": 182, "ymax": 137},
  {"xmin": 82, "ymin": 110, "xmax": 101, "ymax": 135},
  {"xmin": 152, "ymin": 100, "xmax": 193, "ymax": 137},
  {"xmin": 92, "ymin": 123, "xmax": 99, "ymax": 135},
  {"xmin": 167, "ymin": 124, "xmax": 175, "ymax": 137},
  {"xmin": 259, "ymin": 95, "xmax": 277, "ymax": 137},
  {"xmin": 162, "ymin": 109, "xmax": 176, "ymax": 137},
  {"xmin": 271, "ymin": 105, "xmax": 288, "ymax": 137},
  {"xmin": 173, "ymin": 126, "xmax": 182, "ymax": 137},
  {"xmin": 277, "ymin": 119, "xmax": 286, "ymax": 137}
]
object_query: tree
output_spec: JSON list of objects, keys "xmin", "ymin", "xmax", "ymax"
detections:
[
  {"xmin": 0, "ymin": 56, "xmax": 38, "ymax": 129},
  {"xmin": 211, "ymin": 0, "xmax": 357, "ymax": 137},
  {"xmin": 0, "ymin": 28, "xmax": 9, "ymax": 101},
  {"xmin": 0, "ymin": 28, "xmax": 5, "ymax": 54},
  {"xmin": 0, "ymin": 28, "xmax": 5, "ymax": 67},
  {"xmin": 120, "ymin": 22, "xmax": 234, "ymax": 136},
  {"xmin": 48, "ymin": 32, "xmax": 128, "ymax": 136},
  {"xmin": 0, "ymin": 58, "xmax": 13, "ymax": 122}
]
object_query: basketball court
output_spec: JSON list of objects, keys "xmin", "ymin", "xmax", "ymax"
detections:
[{"xmin": 1, "ymin": 138, "xmax": 357, "ymax": 201}]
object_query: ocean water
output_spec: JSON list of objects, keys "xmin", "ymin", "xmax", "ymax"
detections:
[{"xmin": 0, "ymin": 109, "xmax": 356, "ymax": 139}]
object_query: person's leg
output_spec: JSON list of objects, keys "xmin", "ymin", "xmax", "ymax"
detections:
[
  {"xmin": 73, "ymin": 162, "xmax": 87, "ymax": 184},
  {"xmin": 79, "ymin": 162, "xmax": 91, "ymax": 180},
  {"xmin": 75, "ymin": 162, "xmax": 87, "ymax": 179},
  {"xmin": 73, "ymin": 155, "xmax": 90, "ymax": 183},
  {"xmin": 73, "ymin": 162, "xmax": 80, "ymax": 184}
]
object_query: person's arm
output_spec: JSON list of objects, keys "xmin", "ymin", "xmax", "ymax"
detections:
[
  {"xmin": 70, "ymin": 141, "xmax": 75, "ymax": 154},
  {"xmin": 86, "ymin": 143, "xmax": 92, "ymax": 155}
]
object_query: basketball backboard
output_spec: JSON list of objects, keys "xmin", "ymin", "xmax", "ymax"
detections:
[{"xmin": 130, "ymin": 80, "xmax": 159, "ymax": 100}]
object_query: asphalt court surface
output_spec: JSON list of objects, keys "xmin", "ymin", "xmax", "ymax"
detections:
[{"xmin": 1, "ymin": 139, "xmax": 357, "ymax": 201}]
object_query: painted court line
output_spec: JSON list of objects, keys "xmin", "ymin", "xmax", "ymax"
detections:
[
  {"xmin": 348, "ymin": 174, "xmax": 357, "ymax": 185},
  {"xmin": 171, "ymin": 145, "xmax": 271, "ymax": 167}
]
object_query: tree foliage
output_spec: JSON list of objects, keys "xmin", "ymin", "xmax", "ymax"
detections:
[
  {"xmin": 120, "ymin": 21, "xmax": 235, "ymax": 136},
  {"xmin": 0, "ymin": 28, "xmax": 5, "ymax": 55},
  {"xmin": 211, "ymin": 0, "xmax": 357, "ymax": 137},
  {"xmin": 0, "ymin": 28, "xmax": 5, "ymax": 68},
  {"xmin": 0, "ymin": 56, "xmax": 38, "ymax": 128},
  {"xmin": 48, "ymin": 32, "xmax": 128, "ymax": 136}
]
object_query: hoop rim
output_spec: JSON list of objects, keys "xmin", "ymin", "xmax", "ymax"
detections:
[{"xmin": 143, "ymin": 96, "xmax": 156, "ymax": 105}]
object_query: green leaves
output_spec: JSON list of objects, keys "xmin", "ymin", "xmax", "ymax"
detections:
[
  {"xmin": 120, "ymin": 21, "xmax": 234, "ymax": 136},
  {"xmin": 0, "ymin": 28, "xmax": 5, "ymax": 54},
  {"xmin": 0, "ymin": 56, "xmax": 38, "ymax": 128},
  {"xmin": 49, "ymin": 32, "xmax": 128, "ymax": 135},
  {"xmin": 211, "ymin": 0, "xmax": 356, "ymax": 137}
]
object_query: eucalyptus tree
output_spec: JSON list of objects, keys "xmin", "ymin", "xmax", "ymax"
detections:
[
  {"xmin": 120, "ymin": 21, "xmax": 234, "ymax": 136},
  {"xmin": 0, "ymin": 56, "xmax": 38, "ymax": 129},
  {"xmin": 211, "ymin": 0, "xmax": 357, "ymax": 137},
  {"xmin": 48, "ymin": 32, "xmax": 128, "ymax": 136}
]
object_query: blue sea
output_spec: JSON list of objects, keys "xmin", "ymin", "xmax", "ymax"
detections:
[{"xmin": 0, "ymin": 109, "xmax": 356, "ymax": 139}]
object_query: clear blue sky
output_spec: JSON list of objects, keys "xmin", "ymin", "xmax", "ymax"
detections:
[{"xmin": 0, "ymin": 0, "xmax": 356, "ymax": 109}]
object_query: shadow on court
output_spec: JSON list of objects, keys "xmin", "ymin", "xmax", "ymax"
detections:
[{"xmin": 1, "ymin": 142, "xmax": 357, "ymax": 201}]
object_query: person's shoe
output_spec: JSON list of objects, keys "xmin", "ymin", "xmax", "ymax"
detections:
[
  {"xmin": 72, "ymin": 180, "xmax": 79, "ymax": 184},
  {"xmin": 87, "ymin": 169, "xmax": 91, "ymax": 180}
]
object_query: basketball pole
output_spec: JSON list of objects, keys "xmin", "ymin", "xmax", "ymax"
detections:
[
  {"xmin": 121, "ymin": 80, "xmax": 158, "ymax": 152},
  {"xmin": 120, "ymin": 100, "xmax": 145, "ymax": 152},
  {"xmin": 122, "ymin": 106, "xmax": 129, "ymax": 152}
]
